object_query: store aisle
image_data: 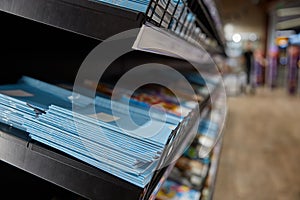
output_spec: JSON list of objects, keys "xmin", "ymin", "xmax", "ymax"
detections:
[{"xmin": 214, "ymin": 88, "xmax": 300, "ymax": 200}]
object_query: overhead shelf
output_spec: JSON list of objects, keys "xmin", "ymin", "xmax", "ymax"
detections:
[
  {"xmin": 0, "ymin": 0, "xmax": 225, "ymax": 61},
  {"xmin": 0, "ymin": 0, "xmax": 145, "ymax": 41}
]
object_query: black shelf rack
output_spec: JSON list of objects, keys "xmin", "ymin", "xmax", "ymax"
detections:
[{"xmin": 0, "ymin": 0, "xmax": 225, "ymax": 199}]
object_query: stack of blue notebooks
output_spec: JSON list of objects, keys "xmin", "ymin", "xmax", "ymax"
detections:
[{"xmin": 0, "ymin": 76, "xmax": 196, "ymax": 187}]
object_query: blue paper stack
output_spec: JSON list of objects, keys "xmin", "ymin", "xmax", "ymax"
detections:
[{"xmin": 0, "ymin": 76, "xmax": 195, "ymax": 187}]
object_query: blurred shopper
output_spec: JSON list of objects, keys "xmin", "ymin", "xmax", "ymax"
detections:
[
  {"xmin": 287, "ymin": 45, "xmax": 300, "ymax": 95},
  {"xmin": 267, "ymin": 46, "xmax": 279, "ymax": 89},
  {"xmin": 254, "ymin": 49, "xmax": 266, "ymax": 86},
  {"xmin": 242, "ymin": 41, "xmax": 255, "ymax": 94}
]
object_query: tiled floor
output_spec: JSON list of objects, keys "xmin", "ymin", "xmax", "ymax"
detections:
[{"xmin": 214, "ymin": 87, "xmax": 300, "ymax": 200}]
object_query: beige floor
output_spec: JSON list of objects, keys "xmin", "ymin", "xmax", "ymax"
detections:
[{"xmin": 213, "ymin": 87, "xmax": 300, "ymax": 200}]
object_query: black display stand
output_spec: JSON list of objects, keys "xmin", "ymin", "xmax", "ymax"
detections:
[{"xmin": 0, "ymin": 0, "xmax": 225, "ymax": 199}]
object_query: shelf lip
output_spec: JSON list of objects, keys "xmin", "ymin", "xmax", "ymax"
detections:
[
  {"xmin": 0, "ymin": 0, "xmax": 145, "ymax": 41},
  {"xmin": 133, "ymin": 24, "xmax": 214, "ymax": 64}
]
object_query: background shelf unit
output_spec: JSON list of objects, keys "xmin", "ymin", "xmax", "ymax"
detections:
[
  {"xmin": 0, "ymin": 0, "xmax": 226, "ymax": 199},
  {"xmin": 200, "ymin": 138, "xmax": 223, "ymax": 200},
  {"xmin": 196, "ymin": 0, "xmax": 225, "ymax": 48},
  {"xmin": 154, "ymin": 83, "xmax": 226, "ymax": 200}
]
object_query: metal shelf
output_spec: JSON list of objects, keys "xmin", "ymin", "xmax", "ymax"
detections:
[
  {"xmin": 0, "ymin": 0, "xmax": 145, "ymax": 41},
  {"xmin": 0, "ymin": 1, "xmax": 225, "ymax": 199},
  {"xmin": 200, "ymin": 91, "xmax": 226, "ymax": 200}
]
